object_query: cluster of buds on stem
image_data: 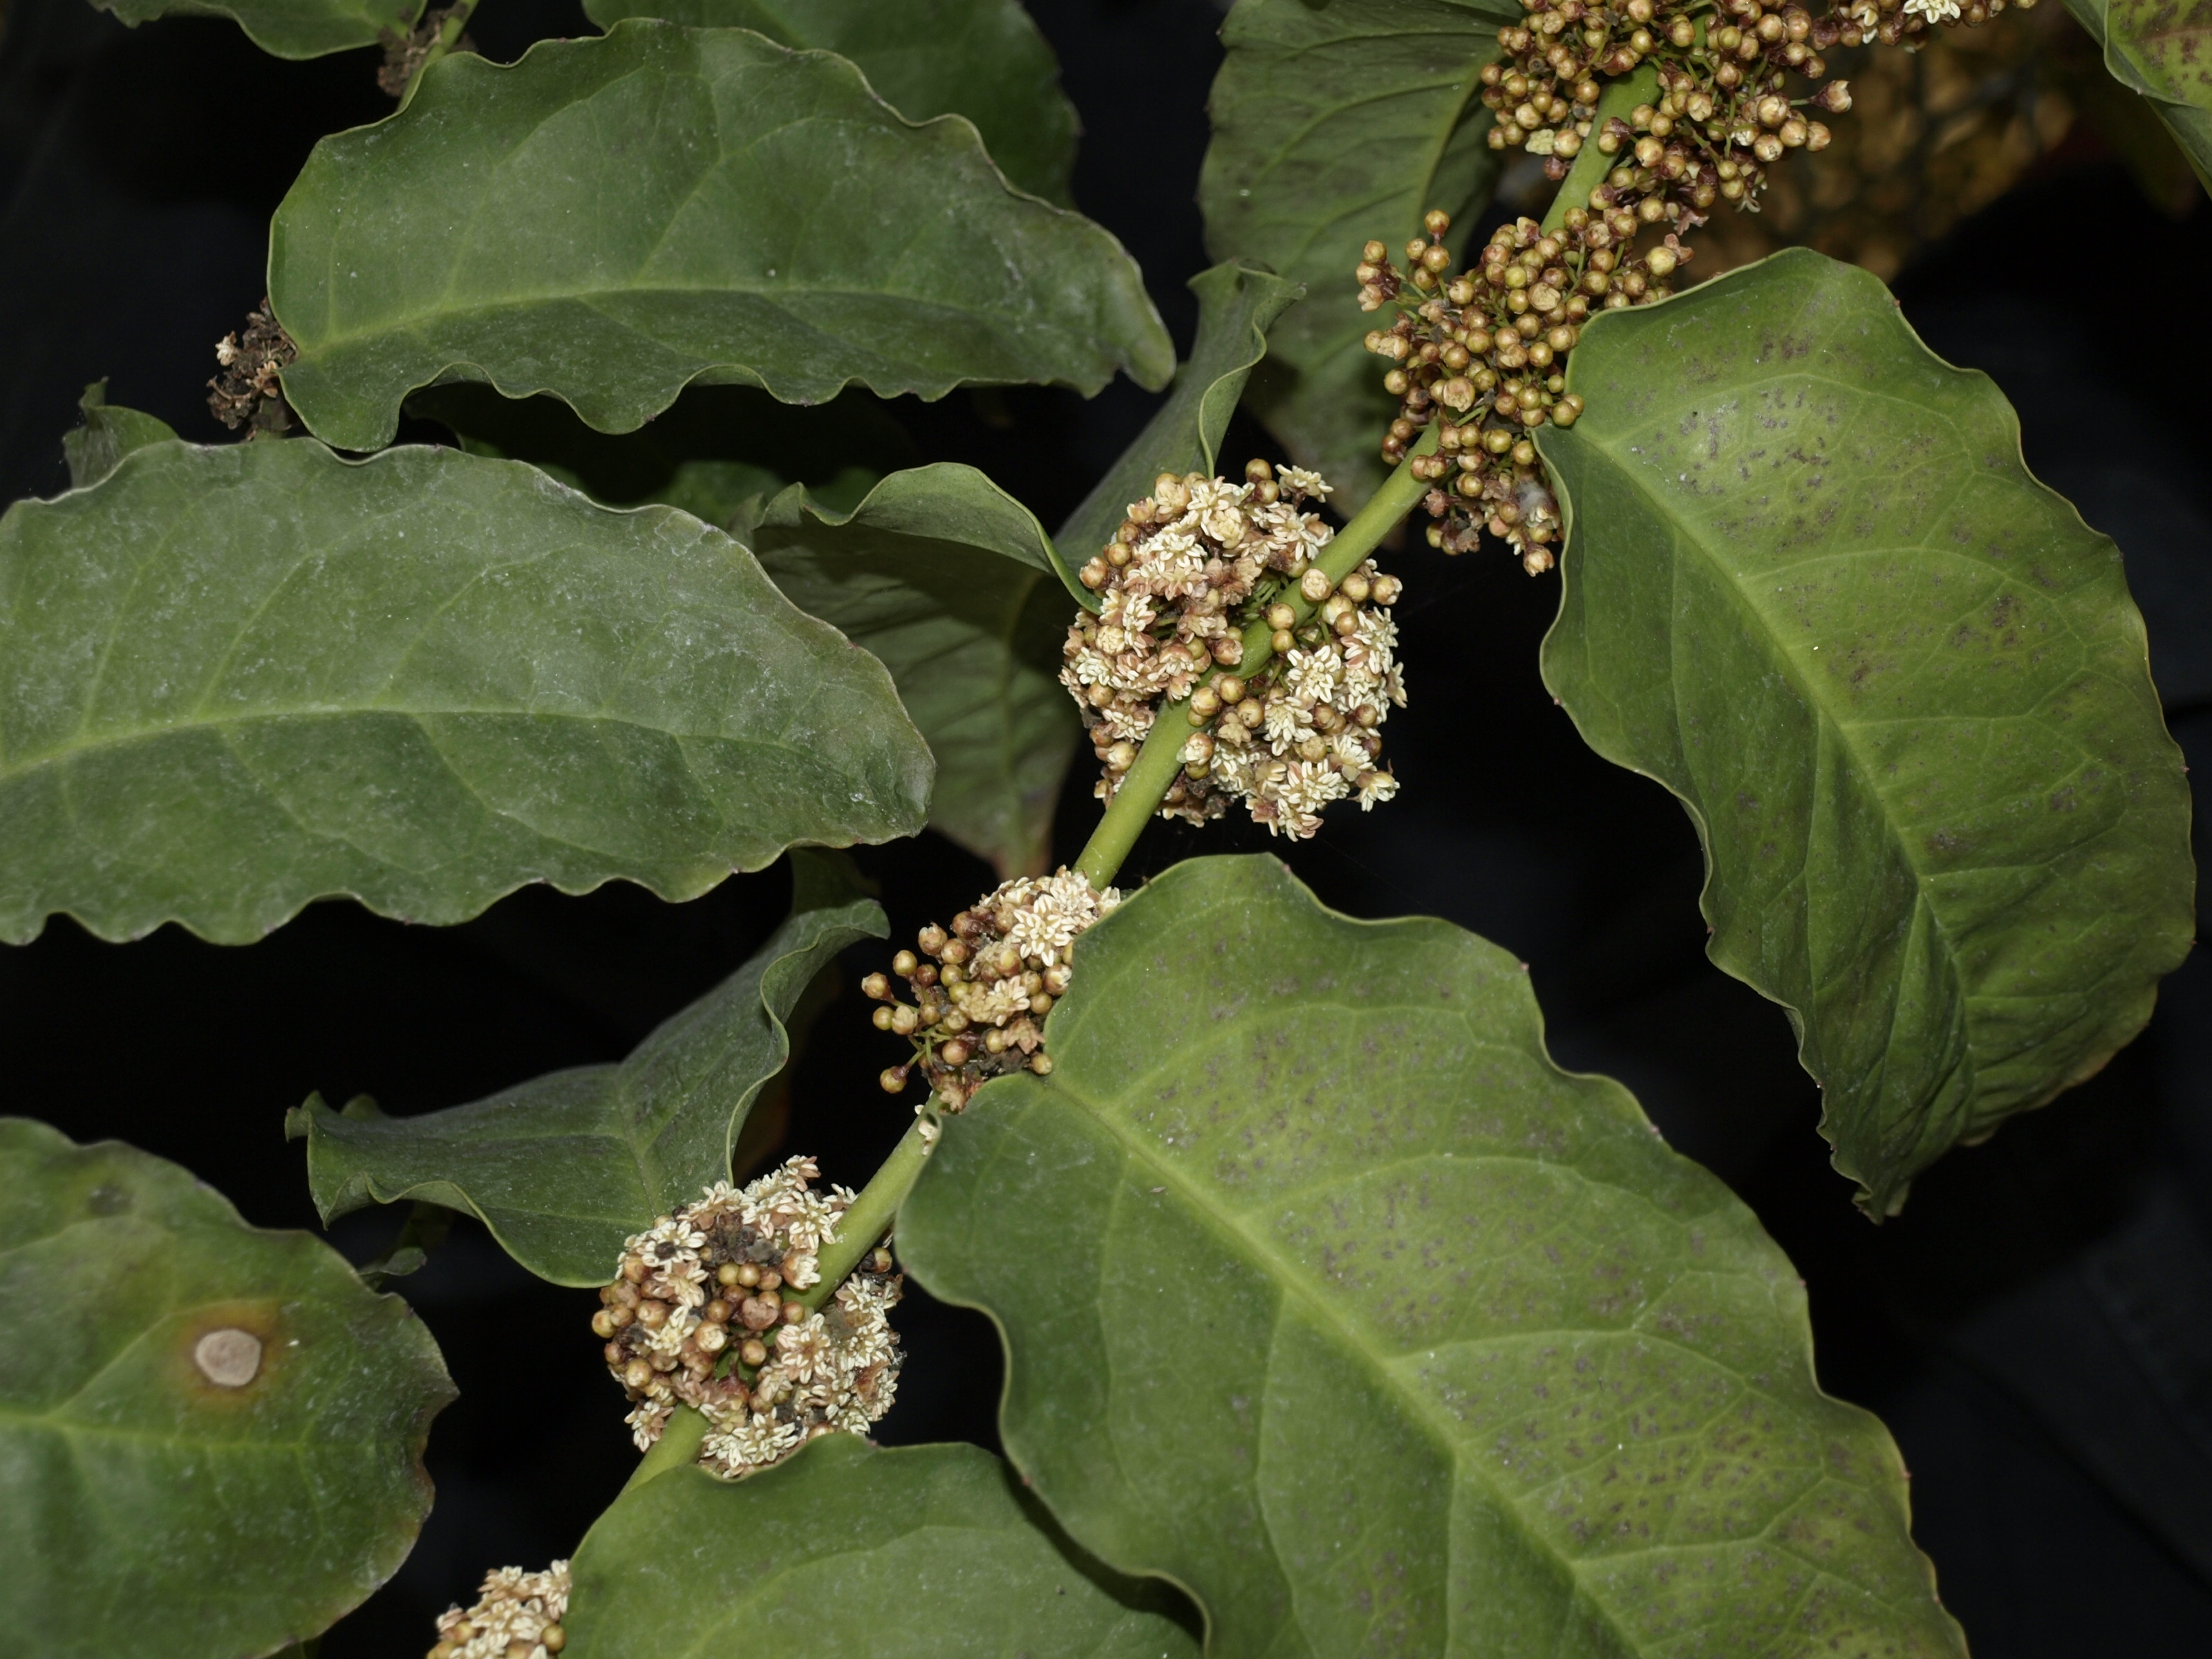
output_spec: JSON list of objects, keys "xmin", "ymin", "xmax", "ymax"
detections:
[
  {"xmin": 868, "ymin": 870, "xmax": 1121, "ymax": 1109},
  {"xmin": 594, "ymin": 1165, "xmax": 903, "ymax": 1479},
  {"xmin": 1364, "ymin": 0, "xmax": 2032, "ymax": 569},
  {"xmin": 207, "ymin": 296, "xmax": 297, "ymax": 436},
  {"xmin": 427, "ymin": 1562, "xmax": 568, "ymax": 1659},
  {"xmin": 1062, "ymin": 462, "xmax": 1408, "ymax": 833}
]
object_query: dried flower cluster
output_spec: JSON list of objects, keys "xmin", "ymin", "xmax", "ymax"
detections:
[
  {"xmin": 867, "ymin": 869, "xmax": 1121, "ymax": 1109},
  {"xmin": 1363, "ymin": 0, "xmax": 2034, "ymax": 569},
  {"xmin": 378, "ymin": 3, "xmax": 476, "ymax": 97},
  {"xmin": 207, "ymin": 297, "xmax": 297, "ymax": 436},
  {"xmin": 594, "ymin": 1163, "xmax": 903, "ymax": 1479},
  {"xmin": 1060, "ymin": 462, "xmax": 1406, "ymax": 834},
  {"xmin": 428, "ymin": 1561, "xmax": 568, "ymax": 1659}
]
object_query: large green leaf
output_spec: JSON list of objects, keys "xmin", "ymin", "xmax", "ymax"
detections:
[
  {"xmin": 0, "ymin": 438, "xmax": 931, "ymax": 945},
  {"xmin": 0, "ymin": 1117, "xmax": 452, "ymax": 1658},
  {"xmin": 1537, "ymin": 250, "xmax": 2194, "ymax": 1215},
  {"xmin": 2064, "ymin": 0, "xmax": 2212, "ymax": 191},
  {"xmin": 86, "ymin": 0, "xmax": 418, "ymax": 57},
  {"xmin": 1199, "ymin": 0, "xmax": 1513, "ymax": 507},
  {"xmin": 270, "ymin": 20, "xmax": 1172, "ymax": 453},
  {"xmin": 753, "ymin": 465, "xmax": 1079, "ymax": 878},
  {"xmin": 568, "ymin": 1435, "xmax": 1197, "ymax": 1655},
  {"xmin": 411, "ymin": 381, "xmax": 908, "ymax": 531},
  {"xmin": 582, "ymin": 0, "xmax": 1080, "ymax": 205},
  {"xmin": 61, "ymin": 381, "xmax": 177, "ymax": 490},
  {"xmin": 902, "ymin": 855, "xmax": 1965, "ymax": 1658},
  {"xmin": 288, "ymin": 852, "xmax": 883, "ymax": 1285},
  {"xmin": 1056, "ymin": 260, "xmax": 1304, "ymax": 574}
]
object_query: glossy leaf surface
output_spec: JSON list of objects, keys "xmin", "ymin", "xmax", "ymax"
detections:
[
  {"xmin": 61, "ymin": 382, "xmax": 177, "ymax": 490},
  {"xmin": 903, "ymin": 855, "xmax": 1964, "ymax": 1658},
  {"xmin": 2066, "ymin": 0, "xmax": 2212, "ymax": 188},
  {"xmin": 271, "ymin": 21, "xmax": 1172, "ymax": 451},
  {"xmin": 1057, "ymin": 260, "xmax": 1304, "ymax": 575},
  {"xmin": 583, "ymin": 0, "xmax": 1080, "ymax": 203},
  {"xmin": 1199, "ymin": 0, "xmax": 1512, "ymax": 505},
  {"xmin": 1538, "ymin": 250, "xmax": 2194, "ymax": 1213},
  {"xmin": 754, "ymin": 465, "xmax": 1080, "ymax": 877},
  {"xmin": 568, "ymin": 1436, "xmax": 1199, "ymax": 1656},
  {"xmin": 291, "ymin": 852, "xmax": 883, "ymax": 1285},
  {"xmin": 0, "ymin": 439, "xmax": 931, "ymax": 944},
  {"xmin": 88, "ymin": 0, "xmax": 418, "ymax": 57},
  {"xmin": 0, "ymin": 1118, "xmax": 451, "ymax": 1657}
]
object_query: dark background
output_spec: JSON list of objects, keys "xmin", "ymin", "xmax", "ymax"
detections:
[{"xmin": 3, "ymin": 1, "xmax": 2209, "ymax": 1653}]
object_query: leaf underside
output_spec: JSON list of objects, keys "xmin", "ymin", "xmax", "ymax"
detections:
[
  {"xmin": 270, "ymin": 20, "xmax": 1173, "ymax": 452},
  {"xmin": 567, "ymin": 1437, "xmax": 1199, "ymax": 1656},
  {"xmin": 753, "ymin": 464, "xmax": 1080, "ymax": 879},
  {"xmin": 0, "ymin": 1118, "xmax": 453, "ymax": 1658},
  {"xmin": 86, "ymin": 0, "xmax": 419, "ymax": 57},
  {"xmin": 292, "ymin": 851, "xmax": 884, "ymax": 1285},
  {"xmin": 1199, "ymin": 0, "xmax": 1515, "ymax": 507},
  {"xmin": 582, "ymin": 0, "xmax": 1081, "ymax": 204},
  {"xmin": 1537, "ymin": 249, "xmax": 2195, "ymax": 1214},
  {"xmin": 1056, "ymin": 259, "xmax": 1306, "ymax": 580},
  {"xmin": 902, "ymin": 854, "xmax": 1965, "ymax": 1658},
  {"xmin": 0, "ymin": 438, "xmax": 932, "ymax": 944}
]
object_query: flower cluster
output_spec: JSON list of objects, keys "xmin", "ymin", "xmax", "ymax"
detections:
[
  {"xmin": 867, "ymin": 869, "xmax": 1121, "ymax": 1109},
  {"xmin": 1181, "ymin": 559, "xmax": 1406, "ymax": 836},
  {"xmin": 1059, "ymin": 462, "xmax": 1407, "ymax": 834},
  {"xmin": 207, "ymin": 296, "xmax": 296, "ymax": 436},
  {"xmin": 1365, "ymin": 0, "xmax": 2034, "ymax": 569},
  {"xmin": 427, "ymin": 1561, "xmax": 568, "ymax": 1659},
  {"xmin": 594, "ymin": 1163, "xmax": 903, "ymax": 1478},
  {"xmin": 1063, "ymin": 460, "xmax": 1335, "ymax": 781}
]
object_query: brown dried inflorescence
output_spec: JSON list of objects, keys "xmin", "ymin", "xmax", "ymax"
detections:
[{"xmin": 207, "ymin": 297, "xmax": 297, "ymax": 436}]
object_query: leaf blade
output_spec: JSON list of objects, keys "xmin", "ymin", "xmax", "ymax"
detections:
[
  {"xmin": 2065, "ymin": 0, "xmax": 2212, "ymax": 191},
  {"xmin": 566, "ymin": 1437, "xmax": 1199, "ymax": 1656},
  {"xmin": 0, "ymin": 1118, "xmax": 452, "ymax": 1658},
  {"xmin": 1537, "ymin": 249, "xmax": 2194, "ymax": 1212},
  {"xmin": 87, "ymin": 0, "xmax": 420, "ymax": 57},
  {"xmin": 0, "ymin": 439, "xmax": 932, "ymax": 944},
  {"xmin": 901, "ymin": 854, "xmax": 1966, "ymax": 1658},
  {"xmin": 581, "ymin": 0, "xmax": 1080, "ymax": 203},
  {"xmin": 754, "ymin": 465, "xmax": 1081, "ymax": 877},
  {"xmin": 271, "ymin": 21, "xmax": 1172, "ymax": 452},
  {"xmin": 292, "ymin": 851, "xmax": 885, "ymax": 1284},
  {"xmin": 1199, "ymin": 0, "xmax": 1514, "ymax": 505}
]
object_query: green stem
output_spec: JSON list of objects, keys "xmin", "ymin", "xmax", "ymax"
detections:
[
  {"xmin": 794, "ymin": 1111, "xmax": 938, "ymax": 1312},
  {"xmin": 398, "ymin": 2, "xmax": 474, "ymax": 110},
  {"xmin": 1071, "ymin": 422, "xmax": 1442, "ymax": 892},
  {"xmin": 1541, "ymin": 65, "xmax": 1660, "ymax": 234},
  {"xmin": 624, "ymin": 1396, "xmax": 709, "ymax": 1491}
]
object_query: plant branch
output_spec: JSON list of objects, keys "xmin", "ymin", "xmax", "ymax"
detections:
[
  {"xmin": 794, "ymin": 1111, "xmax": 938, "ymax": 1312},
  {"xmin": 398, "ymin": 2, "xmax": 474, "ymax": 110},
  {"xmin": 624, "ymin": 1393, "xmax": 709, "ymax": 1491},
  {"xmin": 1541, "ymin": 65, "xmax": 1660, "ymax": 234}
]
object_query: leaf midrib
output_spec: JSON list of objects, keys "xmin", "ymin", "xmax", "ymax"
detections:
[{"xmin": 1039, "ymin": 1062, "xmax": 1762, "ymax": 1658}]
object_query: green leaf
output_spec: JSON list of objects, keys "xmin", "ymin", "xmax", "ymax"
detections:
[
  {"xmin": 901, "ymin": 855, "xmax": 1965, "ymax": 1658},
  {"xmin": 270, "ymin": 20, "xmax": 1173, "ymax": 453},
  {"xmin": 567, "ymin": 1436, "xmax": 1199, "ymax": 1657},
  {"xmin": 0, "ymin": 438, "xmax": 932, "ymax": 945},
  {"xmin": 2065, "ymin": 0, "xmax": 2212, "ymax": 193},
  {"xmin": 86, "ymin": 0, "xmax": 419, "ymax": 57},
  {"xmin": 290, "ymin": 851, "xmax": 883, "ymax": 1285},
  {"xmin": 1537, "ymin": 250, "xmax": 2195, "ymax": 1215},
  {"xmin": 1056, "ymin": 260, "xmax": 1305, "ymax": 577},
  {"xmin": 411, "ymin": 381, "xmax": 910, "ymax": 530},
  {"xmin": 1199, "ymin": 0, "xmax": 1513, "ymax": 506},
  {"xmin": 0, "ymin": 1117, "xmax": 452, "ymax": 1658},
  {"xmin": 581, "ymin": 0, "xmax": 1080, "ymax": 205},
  {"xmin": 754, "ymin": 465, "xmax": 1080, "ymax": 877},
  {"xmin": 60, "ymin": 381, "xmax": 177, "ymax": 490}
]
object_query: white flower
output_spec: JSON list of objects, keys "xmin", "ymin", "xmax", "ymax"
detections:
[
  {"xmin": 1358, "ymin": 770, "xmax": 1400, "ymax": 810},
  {"xmin": 701, "ymin": 1412, "xmax": 805, "ymax": 1476},
  {"xmin": 648, "ymin": 1255, "xmax": 708, "ymax": 1308},
  {"xmin": 1277, "ymin": 466, "xmax": 1333, "ymax": 500},
  {"xmin": 1904, "ymin": 0, "xmax": 1958, "ymax": 18},
  {"xmin": 645, "ymin": 1305, "xmax": 700, "ymax": 1357},
  {"xmin": 1283, "ymin": 646, "xmax": 1340, "ymax": 704}
]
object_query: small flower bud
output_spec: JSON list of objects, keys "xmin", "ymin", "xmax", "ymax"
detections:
[{"xmin": 1299, "ymin": 568, "xmax": 1333, "ymax": 603}]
